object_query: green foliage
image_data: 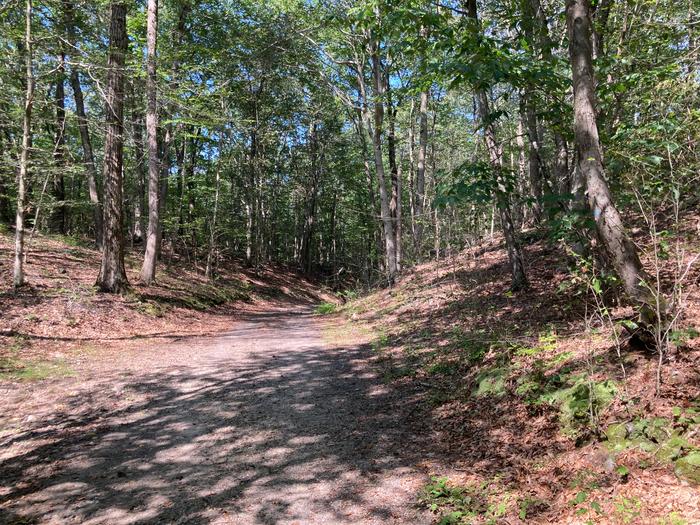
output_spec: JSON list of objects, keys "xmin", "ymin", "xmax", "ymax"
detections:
[
  {"xmin": 472, "ymin": 367, "xmax": 508, "ymax": 398},
  {"xmin": 515, "ymin": 367, "xmax": 617, "ymax": 436},
  {"xmin": 569, "ymin": 489, "xmax": 605, "ymax": 521},
  {"xmin": 314, "ymin": 302, "xmax": 337, "ymax": 315},
  {"xmin": 434, "ymin": 161, "xmax": 517, "ymax": 209},
  {"xmin": 670, "ymin": 327, "xmax": 699, "ymax": 347},
  {"xmin": 517, "ymin": 495, "xmax": 549, "ymax": 520},
  {"xmin": 603, "ymin": 415, "xmax": 700, "ymax": 483},
  {"xmin": 659, "ymin": 512, "xmax": 689, "ymax": 525},
  {"xmin": 674, "ymin": 452, "xmax": 700, "ymax": 485},
  {"xmin": 428, "ymin": 360, "xmax": 459, "ymax": 376},
  {"xmin": 419, "ymin": 477, "xmax": 508, "ymax": 525},
  {"xmin": 371, "ymin": 332, "xmax": 389, "ymax": 353},
  {"xmin": 613, "ymin": 496, "xmax": 643, "ymax": 524},
  {"xmin": 0, "ymin": 353, "xmax": 75, "ymax": 382},
  {"xmin": 513, "ymin": 331, "xmax": 557, "ymax": 357}
]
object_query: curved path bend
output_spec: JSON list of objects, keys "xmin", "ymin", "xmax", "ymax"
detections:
[{"xmin": 0, "ymin": 308, "xmax": 432, "ymax": 525}]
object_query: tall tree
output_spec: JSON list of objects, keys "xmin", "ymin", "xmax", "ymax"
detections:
[
  {"xmin": 14, "ymin": 0, "xmax": 34, "ymax": 288},
  {"xmin": 96, "ymin": 0, "xmax": 129, "ymax": 293},
  {"xmin": 65, "ymin": 1, "xmax": 102, "ymax": 246},
  {"xmin": 140, "ymin": 0, "xmax": 159, "ymax": 284},
  {"xmin": 300, "ymin": 119, "xmax": 321, "ymax": 274},
  {"xmin": 370, "ymin": 33, "xmax": 398, "ymax": 284},
  {"xmin": 415, "ymin": 87, "xmax": 428, "ymax": 255},
  {"xmin": 50, "ymin": 51, "xmax": 67, "ymax": 233},
  {"xmin": 465, "ymin": 0, "xmax": 528, "ymax": 290},
  {"xmin": 566, "ymin": 0, "xmax": 657, "ymax": 316}
]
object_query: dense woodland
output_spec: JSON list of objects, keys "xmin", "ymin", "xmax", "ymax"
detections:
[
  {"xmin": 0, "ymin": 0, "xmax": 697, "ymax": 299},
  {"xmin": 1, "ymin": 0, "xmax": 700, "ymax": 522}
]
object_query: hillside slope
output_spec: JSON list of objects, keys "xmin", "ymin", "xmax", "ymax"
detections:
[
  {"xmin": 332, "ymin": 225, "xmax": 700, "ymax": 524},
  {"xmin": 0, "ymin": 231, "xmax": 330, "ymax": 380}
]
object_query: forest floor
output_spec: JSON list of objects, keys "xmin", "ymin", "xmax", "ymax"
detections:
[
  {"xmin": 325, "ymin": 215, "xmax": 700, "ymax": 524},
  {"xmin": 2, "ymin": 221, "xmax": 700, "ymax": 524},
  {"xmin": 0, "ymin": 232, "xmax": 432, "ymax": 524}
]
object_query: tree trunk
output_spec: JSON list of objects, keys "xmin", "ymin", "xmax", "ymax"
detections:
[
  {"xmin": 300, "ymin": 120, "xmax": 321, "ymax": 274},
  {"xmin": 0, "ymin": 134, "xmax": 11, "ymax": 223},
  {"xmin": 528, "ymin": 0, "xmax": 571, "ymax": 203},
  {"xmin": 386, "ymin": 81, "xmax": 401, "ymax": 271},
  {"xmin": 466, "ymin": 0, "xmax": 528, "ymax": 290},
  {"xmin": 50, "ymin": 52, "xmax": 67, "ymax": 234},
  {"xmin": 415, "ymin": 88, "xmax": 428, "ymax": 256},
  {"xmin": 205, "ymin": 161, "xmax": 221, "ymax": 279},
  {"xmin": 132, "ymin": 102, "xmax": 146, "ymax": 244},
  {"xmin": 246, "ymin": 128, "xmax": 258, "ymax": 267},
  {"xmin": 370, "ymin": 42, "xmax": 397, "ymax": 284},
  {"xmin": 156, "ymin": 1, "xmax": 188, "ymax": 256},
  {"xmin": 96, "ymin": 0, "xmax": 129, "ymax": 293},
  {"xmin": 64, "ymin": 0, "xmax": 102, "ymax": 245},
  {"xmin": 353, "ymin": 109, "xmax": 382, "ymax": 272},
  {"xmin": 689, "ymin": 0, "xmax": 698, "ymax": 77},
  {"xmin": 566, "ymin": 0, "xmax": 657, "ymax": 312},
  {"xmin": 140, "ymin": 0, "xmax": 159, "ymax": 284},
  {"xmin": 590, "ymin": 0, "xmax": 614, "ymax": 60},
  {"xmin": 14, "ymin": 0, "xmax": 34, "ymax": 288},
  {"xmin": 522, "ymin": 92, "xmax": 543, "ymax": 222}
]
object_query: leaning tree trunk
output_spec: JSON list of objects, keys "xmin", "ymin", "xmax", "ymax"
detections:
[
  {"xmin": 14, "ymin": 0, "xmax": 34, "ymax": 288},
  {"xmin": 566, "ymin": 0, "xmax": 658, "ymax": 315},
  {"xmin": 96, "ymin": 0, "xmax": 129, "ymax": 293},
  {"xmin": 140, "ymin": 0, "xmax": 159, "ymax": 284}
]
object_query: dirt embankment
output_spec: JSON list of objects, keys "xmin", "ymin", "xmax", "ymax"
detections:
[{"xmin": 336, "ymin": 224, "xmax": 700, "ymax": 523}]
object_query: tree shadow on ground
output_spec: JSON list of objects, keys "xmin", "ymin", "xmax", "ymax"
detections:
[{"xmin": 0, "ymin": 310, "xmax": 431, "ymax": 524}]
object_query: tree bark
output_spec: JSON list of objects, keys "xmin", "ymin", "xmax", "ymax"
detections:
[
  {"xmin": 300, "ymin": 120, "xmax": 321, "ymax": 274},
  {"xmin": 205, "ymin": 160, "xmax": 221, "ymax": 279},
  {"xmin": 386, "ymin": 80, "xmax": 401, "ymax": 270},
  {"xmin": 415, "ymin": 88, "xmax": 428, "ymax": 256},
  {"xmin": 466, "ymin": 0, "xmax": 528, "ymax": 290},
  {"xmin": 50, "ymin": 52, "xmax": 67, "ymax": 234},
  {"xmin": 566, "ymin": 0, "xmax": 657, "ymax": 312},
  {"xmin": 14, "ymin": 0, "xmax": 34, "ymax": 288},
  {"xmin": 65, "ymin": 1, "xmax": 102, "ymax": 246},
  {"xmin": 527, "ymin": 0, "xmax": 571, "ymax": 203},
  {"xmin": 590, "ymin": 0, "xmax": 614, "ymax": 60},
  {"xmin": 132, "ymin": 101, "xmax": 146, "ymax": 244},
  {"xmin": 522, "ymin": 92, "xmax": 543, "ymax": 223},
  {"xmin": 370, "ymin": 40, "xmax": 397, "ymax": 284},
  {"xmin": 96, "ymin": 0, "xmax": 129, "ymax": 293},
  {"xmin": 140, "ymin": 0, "xmax": 159, "ymax": 284},
  {"xmin": 0, "ymin": 132, "xmax": 12, "ymax": 223}
]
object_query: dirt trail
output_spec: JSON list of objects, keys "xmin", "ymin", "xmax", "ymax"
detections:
[{"xmin": 0, "ymin": 307, "xmax": 432, "ymax": 524}]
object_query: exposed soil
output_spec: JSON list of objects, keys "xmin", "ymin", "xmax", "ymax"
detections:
[
  {"xmin": 2, "ymin": 220, "xmax": 700, "ymax": 524},
  {"xmin": 0, "ymin": 306, "xmax": 433, "ymax": 524}
]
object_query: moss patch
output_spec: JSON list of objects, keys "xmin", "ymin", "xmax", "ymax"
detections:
[
  {"xmin": 473, "ymin": 367, "xmax": 508, "ymax": 397},
  {"xmin": 603, "ymin": 416, "xmax": 700, "ymax": 484},
  {"xmin": 0, "ymin": 356, "xmax": 75, "ymax": 382}
]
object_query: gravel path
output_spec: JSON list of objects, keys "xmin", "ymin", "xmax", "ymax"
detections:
[{"xmin": 0, "ymin": 308, "xmax": 432, "ymax": 524}]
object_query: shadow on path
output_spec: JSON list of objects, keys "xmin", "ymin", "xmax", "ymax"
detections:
[{"xmin": 0, "ymin": 309, "xmax": 431, "ymax": 524}]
